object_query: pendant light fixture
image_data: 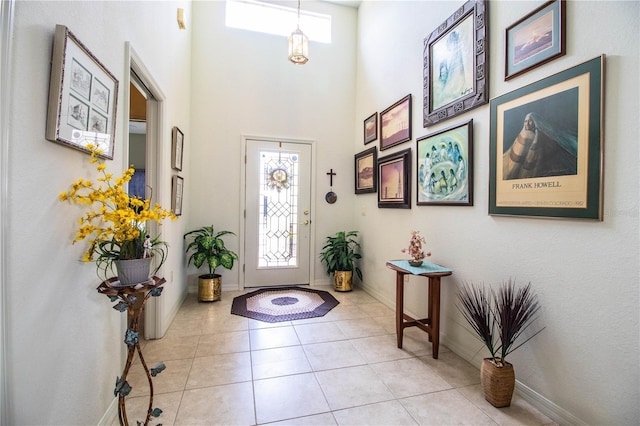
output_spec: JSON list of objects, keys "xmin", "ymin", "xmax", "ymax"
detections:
[{"xmin": 288, "ymin": 0, "xmax": 309, "ymax": 64}]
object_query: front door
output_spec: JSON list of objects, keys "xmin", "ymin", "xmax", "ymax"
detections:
[{"xmin": 244, "ymin": 139, "xmax": 312, "ymax": 287}]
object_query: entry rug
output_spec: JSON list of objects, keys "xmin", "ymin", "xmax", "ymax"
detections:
[{"xmin": 231, "ymin": 286, "xmax": 339, "ymax": 323}]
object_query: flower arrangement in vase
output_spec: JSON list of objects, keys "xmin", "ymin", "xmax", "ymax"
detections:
[
  {"xmin": 401, "ymin": 230, "xmax": 431, "ymax": 267},
  {"xmin": 59, "ymin": 144, "xmax": 176, "ymax": 284}
]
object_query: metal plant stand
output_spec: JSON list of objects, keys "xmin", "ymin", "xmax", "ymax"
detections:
[{"xmin": 97, "ymin": 276, "xmax": 167, "ymax": 426}]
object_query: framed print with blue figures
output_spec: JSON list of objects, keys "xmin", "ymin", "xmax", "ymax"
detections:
[{"xmin": 417, "ymin": 120, "xmax": 473, "ymax": 206}]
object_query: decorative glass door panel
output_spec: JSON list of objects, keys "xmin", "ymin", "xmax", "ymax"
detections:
[{"xmin": 245, "ymin": 140, "xmax": 311, "ymax": 287}]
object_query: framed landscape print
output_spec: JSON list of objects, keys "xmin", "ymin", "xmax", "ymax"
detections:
[
  {"xmin": 364, "ymin": 112, "xmax": 378, "ymax": 145},
  {"xmin": 505, "ymin": 0, "xmax": 566, "ymax": 81},
  {"xmin": 355, "ymin": 147, "xmax": 377, "ymax": 194},
  {"xmin": 489, "ymin": 56, "xmax": 604, "ymax": 220},
  {"xmin": 172, "ymin": 126, "xmax": 184, "ymax": 171},
  {"xmin": 380, "ymin": 95, "xmax": 411, "ymax": 151},
  {"xmin": 423, "ymin": 0, "xmax": 488, "ymax": 127},
  {"xmin": 46, "ymin": 25, "xmax": 119, "ymax": 159},
  {"xmin": 378, "ymin": 148, "xmax": 411, "ymax": 209},
  {"xmin": 171, "ymin": 175, "xmax": 184, "ymax": 216},
  {"xmin": 417, "ymin": 119, "xmax": 473, "ymax": 206}
]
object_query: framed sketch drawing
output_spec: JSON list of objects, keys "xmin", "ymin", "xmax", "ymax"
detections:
[
  {"xmin": 423, "ymin": 0, "xmax": 488, "ymax": 127},
  {"xmin": 172, "ymin": 126, "xmax": 184, "ymax": 171},
  {"xmin": 355, "ymin": 147, "xmax": 377, "ymax": 194},
  {"xmin": 380, "ymin": 95, "xmax": 412, "ymax": 151},
  {"xmin": 378, "ymin": 148, "xmax": 411, "ymax": 209},
  {"xmin": 417, "ymin": 119, "xmax": 473, "ymax": 206},
  {"xmin": 505, "ymin": 0, "xmax": 566, "ymax": 81},
  {"xmin": 364, "ymin": 112, "xmax": 378, "ymax": 144},
  {"xmin": 171, "ymin": 175, "xmax": 184, "ymax": 216},
  {"xmin": 489, "ymin": 56, "xmax": 604, "ymax": 220},
  {"xmin": 46, "ymin": 25, "xmax": 119, "ymax": 159}
]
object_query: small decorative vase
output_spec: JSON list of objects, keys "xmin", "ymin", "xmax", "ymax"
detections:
[
  {"xmin": 408, "ymin": 259, "xmax": 423, "ymax": 267},
  {"xmin": 115, "ymin": 257, "xmax": 152, "ymax": 285},
  {"xmin": 480, "ymin": 358, "xmax": 515, "ymax": 408}
]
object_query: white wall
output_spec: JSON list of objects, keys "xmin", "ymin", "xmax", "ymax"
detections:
[
  {"xmin": 6, "ymin": 1, "xmax": 191, "ymax": 423},
  {"xmin": 354, "ymin": 1, "xmax": 639, "ymax": 424},
  {"xmin": 188, "ymin": 1, "xmax": 358, "ymax": 289}
]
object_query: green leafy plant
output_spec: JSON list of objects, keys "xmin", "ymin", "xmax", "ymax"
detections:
[
  {"xmin": 319, "ymin": 230, "xmax": 363, "ymax": 281},
  {"xmin": 457, "ymin": 279, "xmax": 544, "ymax": 367},
  {"xmin": 183, "ymin": 226, "xmax": 238, "ymax": 277}
]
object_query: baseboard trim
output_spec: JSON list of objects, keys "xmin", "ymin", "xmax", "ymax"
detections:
[{"xmin": 97, "ymin": 396, "xmax": 118, "ymax": 426}]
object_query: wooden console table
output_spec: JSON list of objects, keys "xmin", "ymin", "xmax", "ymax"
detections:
[
  {"xmin": 97, "ymin": 276, "xmax": 166, "ymax": 426},
  {"xmin": 386, "ymin": 260, "xmax": 452, "ymax": 359}
]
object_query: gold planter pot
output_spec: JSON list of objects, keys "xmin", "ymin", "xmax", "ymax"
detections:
[
  {"xmin": 198, "ymin": 274, "xmax": 221, "ymax": 302},
  {"xmin": 480, "ymin": 358, "xmax": 515, "ymax": 407},
  {"xmin": 333, "ymin": 270, "xmax": 353, "ymax": 292}
]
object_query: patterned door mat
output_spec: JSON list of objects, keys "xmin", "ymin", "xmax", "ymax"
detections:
[{"xmin": 231, "ymin": 286, "xmax": 339, "ymax": 323}]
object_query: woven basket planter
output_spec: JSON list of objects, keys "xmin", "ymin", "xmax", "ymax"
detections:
[{"xmin": 480, "ymin": 358, "xmax": 515, "ymax": 407}]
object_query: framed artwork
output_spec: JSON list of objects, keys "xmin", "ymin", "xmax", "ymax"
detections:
[
  {"xmin": 171, "ymin": 175, "xmax": 184, "ymax": 216},
  {"xmin": 172, "ymin": 126, "xmax": 184, "ymax": 171},
  {"xmin": 364, "ymin": 112, "xmax": 378, "ymax": 144},
  {"xmin": 489, "ymin": 55, "xmax": 605, "ymax": 220},
  {"xmin": 46, "ymin": 25, "xmax": 119, "ymax": 159},
  {"xmin": 423, "ymin": 0, "xmax": 488, "ymax": 127},
  {"xmin": 354, "ymin": 147, "xmax": 377, "ymax": 194},
  {"xmin": 377, "ymin": 148, "xmax": 411, "ymax": 209},
  {"xmin": 417, "ymin": 119, "xmax": 473, "ymax": 206},
  {"xmin": 505, "ymin": 0, "xmax": 566, "ymax": 81},
  {"xmin": 380, "ymin": 94, "xmax": 412, "ymax": 151}
]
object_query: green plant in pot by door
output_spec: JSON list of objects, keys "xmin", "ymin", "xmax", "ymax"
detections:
[
  {"xmin": 457, "ymin": 279, "xmax": 545, "ymax": 407},
  {"xmin": 319, "ymin": 231, "xmax": 362, "ymax": 292},
  {"xmin": 184, "ymin": 226, "xmax": 238, "ymax": 302}
]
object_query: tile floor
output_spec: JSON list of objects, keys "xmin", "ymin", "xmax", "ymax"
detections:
[{"xmin": 121, "ymin": 286, "xmax": 556, "ymax": 425}]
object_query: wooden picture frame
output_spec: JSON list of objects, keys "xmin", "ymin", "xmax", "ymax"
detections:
[
  {"xmin": 423, "ymin": 0, "xmax": 488, "ymax": 127},
  {"xmin": 364, "ymin": 112, "xmax": 378, "ymax": 145},
  {"xmin": 380, "ymin": 94, "xmax": 412, "ymax": 151},
  {"xmin": 171, "ymin": 175, "xmax": 184, "ymax": 216},
  {"xmin": 489, "ymin": 56, "xmax": 605, "ymax": 220},
  {"xmin": 172, "ymin": 126, "xmax": 184, "ymax": 171},
  {"xmin": 46, "ymin": 25, "xmax": 119, "ymax": 159},
  {"xmin": 355, "ymin": 147, "xmax": 377, "ymax": 194},
  {"xmin": 378, "ymin": 148, "xmax": 411, "ymax": 209},
  {"xmin": 505, "ymin": 0, "xmax": 566, "ymax": 81},
  {"xmin": 417, "ymin": 119, "xmax": 473, "ymax": 206}
]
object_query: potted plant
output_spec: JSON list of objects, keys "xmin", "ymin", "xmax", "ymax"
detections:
[
  {"xmin": 319, "ymin": 230, "xmax": 362, "ymax": 292},
  {"xmin": 401, "ymin": 230, "xmax": 431, "ymax": 267},
  {"xmin": 457, "ymin": 279, "xmax": 545, "ymax": 407},
  {"xmin": 59, "ymin": 144, "xmax": 176, "ymax": 284},
  {"xmin": 184, "ymin": 225, "xmax": 238, "ymax": 302}
]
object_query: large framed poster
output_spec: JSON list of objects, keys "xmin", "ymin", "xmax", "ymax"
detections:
[{"xmin": 489, "ymin": 56, "xmax": 605, "ymax": 220}]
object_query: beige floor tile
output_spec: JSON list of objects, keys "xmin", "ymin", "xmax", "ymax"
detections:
[
  {"xmin": 335, "ymin": 318, "xmax": 388, "ymax": 339},
  {"xmin": 254, "ymin": 373, "xmax": 331, "ymax": 424},
  {"xmin": 202, "ymin": 313, "xmax": 249, "ymax": 334},
  {"xmin": 250, "ymin": 326, "xmax": 300, "ymax": 350},
  {"xmin": 175, "ymin": 382, "xmax": 255, "ymax": 425},
  {"xmin": 457, "ymin": 384, "xmax": 556, "ymax": 426},
  {"xmin": 164, "ymin": 318, "xmax": 204, "ymax": 338},
  {"xmin": 195, "ymin": 330, "xmax": 250, "ymax": 357},
  {"xmin": 358, "ymin": 301, "xmax": 395, "ymax": 317},
  {"xmin": 140, "ymin": 335, "xmax": 199, "ymax": 362},
  {"xmin": 333, "ymin": 400, "xmax": 418, "ymax": 426},
  {"xmin": 294, "ymin": 321, "xmax": 348, "ymax": 344},
  {"xmin": 267, "ymin": 412, "xmax": 337, "ymax": 425},
  {"xmin": 186, "ymin": 352, "xmax": 252, "ymax": 389},
  {"xmin": 315, "ymin": 365, "xmax": 395, "ymax": 411},
  {"xmin": 419, "ymin": 351, "xmax": 482, "ymax": 387},
  {"xmin": 350, "ymin": 334, "xmax": 415, "ymax": 363},
  {"xmin": 370, "ymin": 358, "xmax": 452, "ymax": 398},
  {"xmin": 252, "ymin": 345, "xmax": 313, "ymax": 380},
  {"xmin": 303, "ymin": 340, "xmax": 367, "ymax": 371},
  {"xmin": 249, "ymin": 318, "xmax": 292, "ymax": 329},
  {"xmin": 401, "ymin": 389, "xmax": 497, "ymax": 425}
]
